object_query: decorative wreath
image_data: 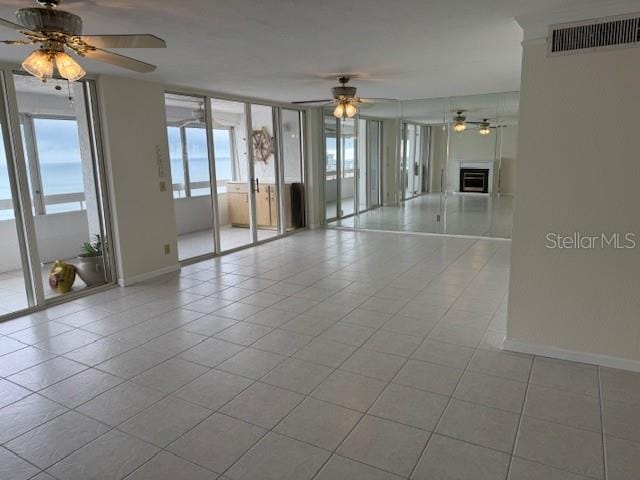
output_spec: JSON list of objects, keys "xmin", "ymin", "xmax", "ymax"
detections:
[{"xmin": 252, "ymin": 127, "xmax": 274, "ymax": 163}]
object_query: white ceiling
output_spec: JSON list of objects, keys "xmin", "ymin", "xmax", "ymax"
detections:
[{"xmin": 0, "ymin": 0, "xmax": 629, "ymax": 103}]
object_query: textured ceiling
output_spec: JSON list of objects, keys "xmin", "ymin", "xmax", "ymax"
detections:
[{"xmin": 0, "ymin": 0, "xmax": 627, "ymax": 103}]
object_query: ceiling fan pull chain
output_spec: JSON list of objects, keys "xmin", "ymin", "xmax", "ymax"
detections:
[{"xmin": 67, "ymin": 79, "xmax": 73, "ymax": 105}]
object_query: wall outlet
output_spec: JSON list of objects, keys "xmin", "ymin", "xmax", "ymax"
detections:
[{"xmin": 164, "ymin": 244, "xmax": 171, "ymax": 255}]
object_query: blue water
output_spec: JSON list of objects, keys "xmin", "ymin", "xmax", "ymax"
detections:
[{"xmin": 0, "ymin": 162, "xmax": 83, "ymax": 199}]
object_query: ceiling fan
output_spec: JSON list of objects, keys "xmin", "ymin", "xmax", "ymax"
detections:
[
  {"xmin": 177, "ymin": 105, "xmax": 205, "ymax": 127},
  {"xmin": 452, "ymin": 110, "xmax": 505, "ymax": 135},
  {"xmin": 0, "ymin": 0, "xmax": 166, "ymax": 82},
  {"xmin": 292, "ymin": 76, "xmax": 394, "ymax": 119}
]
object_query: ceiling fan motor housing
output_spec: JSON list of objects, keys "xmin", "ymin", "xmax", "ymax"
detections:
[
  {"xmin": 17, "ymin": 7, "xmax": 83, "ymax": 36},
  {"xmin": 332, "ymin": 85, "xmax": 357, "ymax": 99}
]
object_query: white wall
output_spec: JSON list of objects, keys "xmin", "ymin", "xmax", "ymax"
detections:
[
  {"xmin": 0, "ymin": 212, "xmax": 89, "ymax": 272},
  {"xmin": 506, "ymin": 42, "xmax": 640, "ymax": 369},
  {"xmin": 173, "ymin": 193, "xmax": 229, "ymax": 234},
  {"xmin": 96, "ymin": 75, "xmax": 179, "ymax": 284}
]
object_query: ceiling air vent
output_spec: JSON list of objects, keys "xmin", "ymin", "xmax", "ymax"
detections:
[{"xmin": 548, "ymin": 13, "xmax": 640, "ymax": 56}]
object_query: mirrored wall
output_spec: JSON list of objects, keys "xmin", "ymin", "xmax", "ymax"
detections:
[
  {"xmin": 324, "ymin": 92, "xmax": 518, "ymax": 239},
  {"xmin": 164, "ymin": 93, "xmax": 306, "ymax": 262},
  {"xmin": 0, "ymin": 72, "xmax": 115, "ymax": 319},
  {"xmin": 323, "ymin": 113, "xmax": 385, "ymax": 223}
]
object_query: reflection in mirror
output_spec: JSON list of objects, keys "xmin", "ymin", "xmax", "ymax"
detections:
[{"xmin": 326, "ymin": 93, "xmax": 518, "ymax": 239}]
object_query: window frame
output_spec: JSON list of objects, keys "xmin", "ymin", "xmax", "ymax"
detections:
[
  {"xmin": 167, "ymin": 122, "xmax": 237, "ymax": 198},
  {"xmin": 19, "ymin": 113, "xmax": 86, "ymax": 215}
]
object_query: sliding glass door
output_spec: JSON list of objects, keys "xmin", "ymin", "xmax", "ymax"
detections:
[
  {"xmin": 0, "ymin": 101, "xmax": 30, "ymax": 314},
  {"xmin": 280, "ymin": 109, "xmax": 305, "ymax": 231},
  {"xmin": 324, "ymin": 115, "xmax": 382, "ymax": 222},
  {"xmin": 339, "ymin": 118, "xmax": 356, "ymax": 217},
  {"xmin": 166, "ymin": 94, "xmax": 306, "ymax": 261},
  {"xmin": 212, "ymin": 99, "xmax": 253, "ymax": 252},
  {"xmin": 367, "ymin": 120, "xmax": 382, "ymax": 208},
  {"xmin": 164, "ymin": 94, "xmax": 215, "ymax": 260},
  {"xmin": 324, "ymin": 114, "xmax": 338, "ymax": 222},
  {"xmin": 0, "ymin": 72, "xmax": 115, "ymax": 319},
  {"xmin": 401, "ymin": 122, "xmax": 430, "ymax": 200},
  {"xmin": 250, "ymin": 104, "xmax": 280, "ymax": 242}
]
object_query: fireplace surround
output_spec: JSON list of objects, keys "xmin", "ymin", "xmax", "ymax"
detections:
[{"xmin": 460, "ymin": 168, "xmax": 490, "ymax": 193}]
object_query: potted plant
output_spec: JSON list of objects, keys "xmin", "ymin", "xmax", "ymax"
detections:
[{"xmin": 75, "ymin": 234, "xmax": 105, "ymax": 287}]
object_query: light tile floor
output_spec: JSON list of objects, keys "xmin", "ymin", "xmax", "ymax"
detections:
[
  {"xmin": 178, "ymin": 226, "xmax": 279, "ymax": 261},
  {"xmin": 0, "ymin": 228, "xmax": 638, "ymax": 479},
  {"xmin": 333, "ymin": 193, "xmax": 514, "ymax": 238}
]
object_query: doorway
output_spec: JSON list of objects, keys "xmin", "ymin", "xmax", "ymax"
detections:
[
  {"xmin": 0, "ymin": 72, "xmax": 115, "ymax": 319},
  {"xmin": 165, "ymin": 94, "xmax": 306, "ymax": 262}
]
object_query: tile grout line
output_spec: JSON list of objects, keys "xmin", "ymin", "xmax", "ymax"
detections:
[
  {"xmin": 310, "ymin": 236, "xmax": 491, "ymax": 480},
  {"xmin": 0, "ymin": 231, "xmax": 511, "ymax": 480},
  {"xmin": 598, "ymin": 366, "xmax": 608, "ymax": 480},
  {"xmin": 504, "ymin": 347, "xmax": 536, "ymax": 480}
]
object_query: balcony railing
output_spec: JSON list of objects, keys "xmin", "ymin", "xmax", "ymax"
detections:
[{"xmin": 0, "ymin": 192, "xmax": 86, "ymax": 219}]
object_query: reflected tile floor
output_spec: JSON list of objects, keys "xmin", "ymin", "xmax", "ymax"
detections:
[
  {"xmin": 178, "ymin": 225, "xmax": 279, "ymax": 261},
  {"xmin": 334, "ymin": 193, "xmax": 514, "ymax": 239},
  {"xmin": 0, "ymin": 228, "xmax": 638, "ymax": 479}
]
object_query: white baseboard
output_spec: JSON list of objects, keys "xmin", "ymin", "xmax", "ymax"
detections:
[
  {"xmin": 503, "ymin": 338, "xmax": 640, "ymax": 373},
  {"xmin": 117, "ymin": 264, "xmax": 180, "ymax": 287}
]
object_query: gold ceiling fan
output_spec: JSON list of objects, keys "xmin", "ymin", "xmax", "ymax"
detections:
[
  {"xmin": 292, "ymin": 76, "xmax": 394, "ymax": 119},
  {"xmin": 0, "ymin": 0, "xmax": 166, "ymax": 82}
]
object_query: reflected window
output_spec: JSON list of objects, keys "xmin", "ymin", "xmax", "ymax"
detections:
[
  {"xmin": 167, "ymin": 126, "xmax": 185, "ymax": 198},
  {"xmin": 213, "ymin": 128, "xmax": 232, "ymax": 192},
  {"xmin": 185, "ymin": 127, "xmax": 210, "ymax": 196}
]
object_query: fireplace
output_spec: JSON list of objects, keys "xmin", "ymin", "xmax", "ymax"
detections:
[{"xmin": 460, "ymin": 168, "xmax": 489, "ymax": 193}]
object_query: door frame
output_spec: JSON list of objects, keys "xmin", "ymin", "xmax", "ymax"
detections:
[
  {"xmin": 0, "ymin": 70, "xmax": 117, "ymax": 322},
  {"xmin": 166, "ymin": 90, "xmax": 308, "ymax": 265}
]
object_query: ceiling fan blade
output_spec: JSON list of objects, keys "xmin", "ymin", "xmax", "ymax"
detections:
[
  {"xmin": 82, "ymin": 48, "xmax": 157, "ymax": 73},
  {"xmin": 291, "ymin": 99, "xmax": 332, "ymax": 105},
  {"xmin": 0, "ymin": 17, "xmax": 27, "ymax": 32},
  {"xmin": 78, "ymin": 34, "xmax": 166, "ymax": 49},
  {"xmin": 291, "ymin": 99, "xmax": 332, "ymax": 104},
  {"xmin": 0, "ymin": 39, "xmax": 36, "ymax": 45},
  {"xmin": 360, "ymin": 97, "xmax": 398, "ymax": 102},
  {"xmin": 0, "ymin": 17, "xmax": 44, "ymax": 38}
]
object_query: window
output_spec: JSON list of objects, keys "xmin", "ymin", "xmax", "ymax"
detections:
[
  {"xmin": 32, "ymin": 118, "xmax": 84, "ymax": 213},
  {"xmin": 185, "ymin": 127, "xmax": 210, "ymax": 197},
  {"xmin": 165, "ymin": 125, "xmax": 220, "ymax": 198},
  {"xmin": 167, "ymin": 126, "xmax": 185, "ymax": 198},
  {"xmin": 325, "ymin": 136, "xmax": 337, "ymax": 180},
  {"xmin": 342, "ymin": 135, "xmax": 355, "ymax": 178},
  {"xmin": 213, "ymin": 128, "xmax": 233, "ymax": 193},
  {"xmin": 15, "ymin": 116, "xmax": 86, "ymax": 215}
]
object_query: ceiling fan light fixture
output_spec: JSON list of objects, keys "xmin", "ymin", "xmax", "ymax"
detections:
[
  {"xmin": 453, "ymin": 111, "xmax": 467, "ymax": 132},
  {"xmin": 453, "ymin": 121, "xmax": 467, "ymax": 133},
  {"xmin": 345, "ymin": 102, "xmax": 357, "ymax": 118},
  {"xmin": 55, "ymin": 50, "xmax": 86, "ymax": 81},
  {"xmin": 478, "ymin": 120, "xmax": 491, "ymax": 136},
  {"xmin": 333, "ymin": 102, "xmax": 345, "ymax": 119},
  {"xmin": 21, "ymin": 48, "xmax": 54, "ymax": 81}
]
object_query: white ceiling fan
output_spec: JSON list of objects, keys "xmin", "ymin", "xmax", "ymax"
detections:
[{"xmin": 0, "ymin": 0, "xmax": 166, "ymax": 82}]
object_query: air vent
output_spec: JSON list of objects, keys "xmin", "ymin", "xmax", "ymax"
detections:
[{"xmin": 548, "ymin": 13, "xmax": 640, "ymax": 56}]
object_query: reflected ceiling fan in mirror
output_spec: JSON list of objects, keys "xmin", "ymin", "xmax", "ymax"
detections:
[
  {"xmin": 452, "ymin": 110, "xmax": 505, "ymax": 135},
  {"xmin": 292, "ymin": 76, "xmax": 395, "ymax": 119},
  {"xmin": 0, "ymin": 0, "xmax": 166, "ymax": 82}
]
